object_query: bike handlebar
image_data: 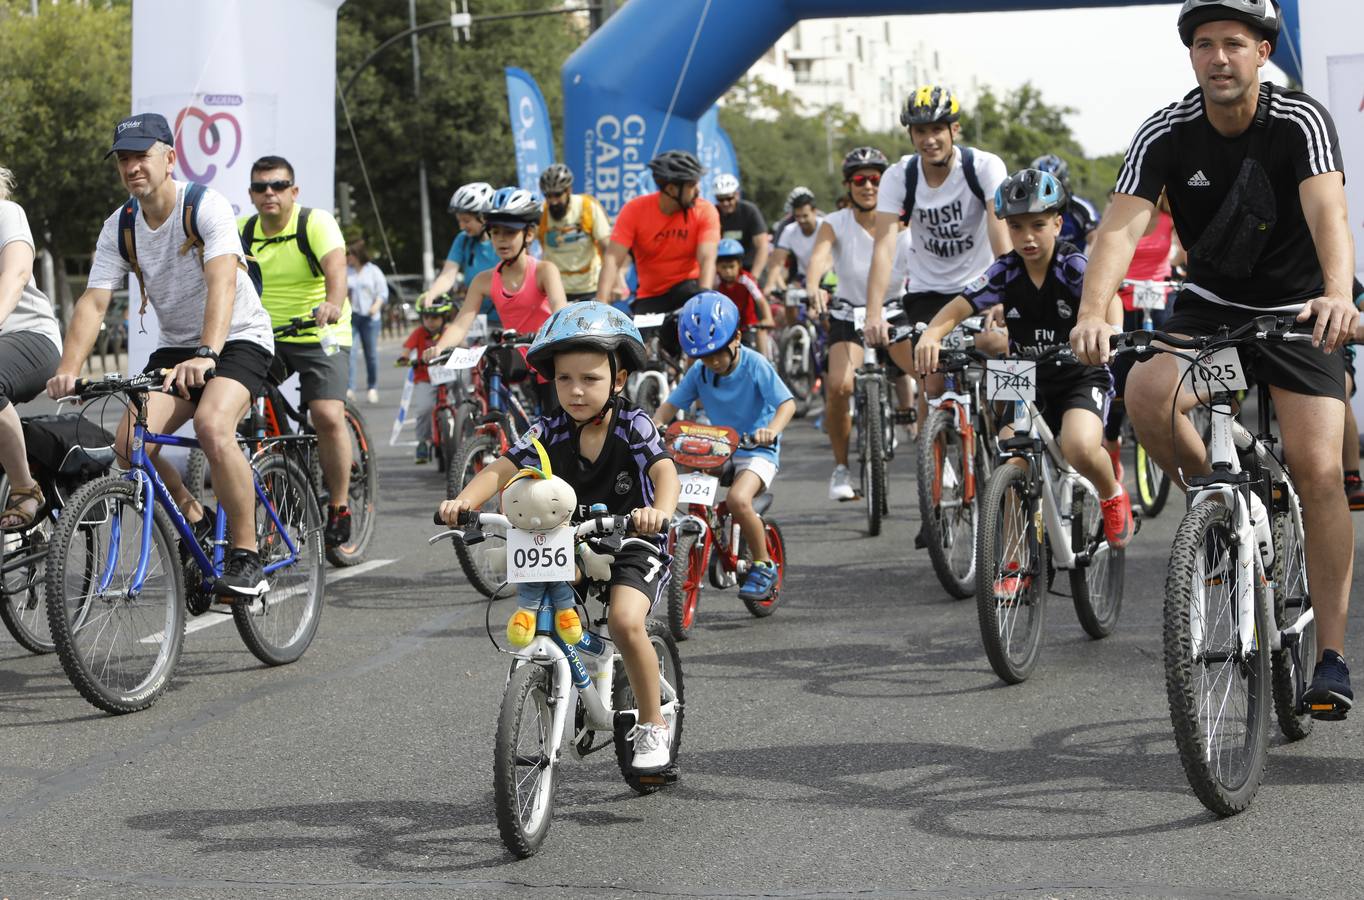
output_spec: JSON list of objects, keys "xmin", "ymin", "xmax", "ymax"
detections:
[
  {"xmin": 1108, "ymin": 314, "xmax": 1314, "ymax": 357},
  {"xmin": 72, "ymin": 368, "xmax": 215, "ymax": 400}
]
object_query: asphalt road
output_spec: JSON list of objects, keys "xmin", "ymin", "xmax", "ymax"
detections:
[{"xmin": 1, "ymin": 343, "xmax": 1360, "ymax": 899}]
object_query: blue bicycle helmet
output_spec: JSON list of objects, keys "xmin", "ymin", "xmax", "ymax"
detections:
[
  {"xmin": 715, "ymin": 238, "xmax": 745, "ymax": 261},
  {"xmin": 678, "ymin": 291, "xmax": 741, "ymax": 358},
  {"xmin": 526, "ymin": 301, "xmax": 647, "ymax": 379},
  {"xmin": 994, "ymin": 169, "xmax": 1065, "ymax": 218}
]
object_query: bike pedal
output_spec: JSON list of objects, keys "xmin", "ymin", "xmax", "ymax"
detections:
[
  {"xmin": 635, "ymin": 763, "xmax": 680, "ymax": 785},
  {"xmin": 1308, "ymin": 703, "xmax": 1349, "ymax": 721}
]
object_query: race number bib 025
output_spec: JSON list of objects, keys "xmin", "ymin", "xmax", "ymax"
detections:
[
  {"xmin": 1132, "ymin": 282, "xmax": 1168, "ymax": 310},
  {"xmin": 1182, "ymin": 346, "xmax": 1247, "ymax": 396},
  {"xmin": 985, "ymin": 359, "xmax": 1037, "ymax": 403},
  {"xmin": 505, "ymin": 526, "xmax": 574, "ymax": 583},
  {"xmin": 851, "ymin": 307, "xmax": 892, "ymax": 331},
  {"xmin": 677, "ymin": 472, "xmax": 720, "ymax": 507}
]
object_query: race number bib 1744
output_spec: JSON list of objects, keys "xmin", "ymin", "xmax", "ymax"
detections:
[
  {"xmin": 985, "ymin": 359, "xmax": 1037, "ymax": 403},
  {"xmin": 505, "ymin": 527, "xmax": 574, "ymax": 583}
]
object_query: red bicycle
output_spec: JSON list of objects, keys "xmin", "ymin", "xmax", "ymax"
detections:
[{"xmin": 662, "ymin": 421, "xmax": 786, "ymax": 640}]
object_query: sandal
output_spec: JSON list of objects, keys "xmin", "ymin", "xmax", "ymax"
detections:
[{"xmin": 0, "ymin": 483, "xmax": 44, "ymax": 531}]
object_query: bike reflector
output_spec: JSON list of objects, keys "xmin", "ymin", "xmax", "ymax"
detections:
[{"xmin": 664, "ymin": 421, "xmax": 739, "ymax": 470}]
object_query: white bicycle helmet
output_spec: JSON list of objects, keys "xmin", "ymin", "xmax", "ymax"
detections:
[
  {"xmin": 1178, "ymin": 0, "xmax": 1279, "ymax": 51},
  {"xmin": 448, "ymin": 181, "xmax": 494, "ymax": 215},
  {"xmin": 712, "ymin": 173, "xmax": 740, "ymax": 196}
]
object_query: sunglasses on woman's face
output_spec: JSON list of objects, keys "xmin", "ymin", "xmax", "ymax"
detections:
[
  {"xmin": 249, "ymin": 179, "xmax": 293, "ymax": 194},
  {"xmin": 849, "ymin": 173, "xmax": 880, "ymax": 187}
]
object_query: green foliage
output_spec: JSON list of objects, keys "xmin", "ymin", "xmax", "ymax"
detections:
[
  {"xmin": 337, "ymin": 0, "xmax": 582, "ymax": 270},
  {"xmin": 0, "ymin": 1, "xmax": 132, "ymax": 265},
  {"xmin": 720, "ymin": 78, "xmax": 1122, "ymax": 221}
]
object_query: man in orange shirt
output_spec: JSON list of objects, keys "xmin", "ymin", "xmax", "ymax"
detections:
[{"xmin": 596, "ymin": 151, "xmax": 719, "ymax": 342}]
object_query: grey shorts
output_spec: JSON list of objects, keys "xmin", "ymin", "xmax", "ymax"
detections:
[{"xmin": 273, "ymin": 341, "xmax": 350, "ymax": 404}]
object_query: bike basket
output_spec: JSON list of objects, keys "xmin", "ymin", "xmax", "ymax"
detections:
[{"xmin": 665, "ymin": 421, "xmax": 739, "ymax": 470}]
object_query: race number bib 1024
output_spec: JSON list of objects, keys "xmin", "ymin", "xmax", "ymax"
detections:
[
  {"xmin": 1183, "ymin": 346, "xmax": 1247, "ymax": 395},
  {"xmin": 505, "ymin": 526, "xmax": 575, "ymax": 583},
  {"xmin": 986, "ymin": 359, "xmax": 1037, "ymax": 403},
  {"xmin": 677, "ymin": 472, "xmax": 720, "ymax": 507}
]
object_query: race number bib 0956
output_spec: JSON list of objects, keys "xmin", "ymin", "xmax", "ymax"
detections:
[
  {"xmin": 677, "ymin": 472, "xmax": 720, "ymax": 507},
  {"xmin": 505, "ymin": 527, "xmax": 574, "ymax": 583},
  {"xmin": 1182, "ymin": 346, "xmax": 1247, "ymax": 395},
  {"xmin": 985, "ymin": 359, "xmax": 1037, "ymax": 403}
]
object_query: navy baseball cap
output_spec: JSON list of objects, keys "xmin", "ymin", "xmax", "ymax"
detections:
[{"xmin": 105, "ymin": 113, "xmax": 175, "ymax": 158}]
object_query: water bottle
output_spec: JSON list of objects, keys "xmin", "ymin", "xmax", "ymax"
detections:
[
  {"xmin": 319, "ymin": 327, "xmax": 339, "ymax": 357},
  {"xmin": 1248, "ymin": 491, "xmax": 1273, "ymax": 568}
]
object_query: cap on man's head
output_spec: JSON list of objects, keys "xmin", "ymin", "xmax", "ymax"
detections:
[{"xmin": 105, "ymin": 113, "xmax": 175, "ymax": 159}]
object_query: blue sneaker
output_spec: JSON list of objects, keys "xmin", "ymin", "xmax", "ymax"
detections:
[
  {"xmin": 1305, "ymin": 650, "xmax": 1353, "ymax": 721},
  {"xmin": 738, "ymin": 560, "xmax": 778, "ymax": 602},
  {"xmin": 415, "ymin": 441, "xmax": 431, "ymax": 464}
]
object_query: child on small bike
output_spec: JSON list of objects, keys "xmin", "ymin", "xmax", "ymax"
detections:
[
  {"xmin": 401, "ymin": 295, "xmax": 453, "ymax": 463},
  {"xmin": 426, "ymin": 187, "xmax": 567, "ymax": 413},
  {"xmin": 653, "ymin": 292, "xmax": 795, "ymax": 601},
  {"xmin": 713, "ymin": 238, "xmax": 774, "ymax": 355},
  {"xmin": 915, "ymin": 169, "xmax": 1133, "ymax": 554},
  {"xmin": 437, "ymin": 301, "xmax": 681, "ymax": 773}
]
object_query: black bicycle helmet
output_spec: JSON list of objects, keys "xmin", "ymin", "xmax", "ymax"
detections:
[
  {"xmin": 900, "ymin": 85, "xmax": 962, "ymax": 127},
  {"xmin": 648, "ymin": 150, "xmax": 704, "ymax": 185},
  {"xmin": 841, "ymin": 146, "xmax": 889, "ymax": 179},
  {"xmin": 1178, "ymin": 0, "xmax": 1279, "ymax": 51},
  {"xmin": 539, "ymin": 163, "xmax": 574, "ymax": 195},
  {"xmin": 993, "ymin": 169, "xmax": 1065, "ymax": 218}
]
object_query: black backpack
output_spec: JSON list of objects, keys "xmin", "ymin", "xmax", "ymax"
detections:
[
  {"xmin": 898, "ymin": 146, "xmax": 987, "ymax": 224},
  {"xmin": 240, "ymin": 209, "xmax": 322, "ymax": 281}
]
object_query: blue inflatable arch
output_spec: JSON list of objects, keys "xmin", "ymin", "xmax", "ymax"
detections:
[{"xmin": 563, "ymin": 0, "xmax": 1302, "ymax": 215}]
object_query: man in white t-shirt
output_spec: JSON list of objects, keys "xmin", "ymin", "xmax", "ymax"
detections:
[
  {"xmin": 47, "ymin": 113, "xmax": 276, "ymax": 599},
  {"xmin": 763, "ymin": 186, "xmax": 824, "ymax": 296},
  {"xmin": 865, "ymin": 85, "xmax": 1011, "ymax": 433}
]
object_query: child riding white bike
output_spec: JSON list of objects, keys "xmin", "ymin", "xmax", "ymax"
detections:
[
  {"xmin": 437, "ymin": 302, "xmax": 681, "ymax": 772},
  {"xmin": 653, "ymin": 292, "xmax": 795, "ymax": 602}
]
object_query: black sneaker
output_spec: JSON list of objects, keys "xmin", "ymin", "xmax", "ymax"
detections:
[
  {"xmin": 1304, "ymin": 650, "xmax": 1353, "ymax": 721},
  {"xmin": 325, "ymin": 506, "xmax": 352, "ymax": 549},
  {"xmin": 913, "ymin": 524, "xmax": 928, "ymax": 550},
  {"xmin": 212, "ymin": 549, "xmax": 268, "ymax": 599}
]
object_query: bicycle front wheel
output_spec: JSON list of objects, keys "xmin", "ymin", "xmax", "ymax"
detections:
[
  {"xmin": 1270, "ymin": 500, "xmax": 1315, "ymax": 741},
  {"xmin": 234, "ymin": 454, "xmax": 325, "ymax": 666},
  {"xmin": 975, "ymin": 463, "xmax": 1045, "ymax": 684},
  {"xmin": 916, "ymin": 409, "xmax": 975, "ymax": 599},
  {"xmin": 1164, "ymin": 499, "xmax": 1270, "ymax": 816},
  {"xmin": 1070, "ymin": 485, "xmax": 1124, "ymax": 639},
  {"xmin": 493, "ymin": 663, "xmax": 557, "ymax": 859},
  {"xmin": 1134, "ymin": 441, "xmax": 1171, "ymax": 518},
  {"xmin": 45, "ymin": 476, "xmax": 184, "ymax": 714},
  {"xmin": 860, "ymin": 378, "xmax": 887, "ymax": 537},
  {"xmin": 666, "ymin": 531, "xmax": 704, "ymax": 640},
  {"xmin": 322, "ymin": 402, "xmax": 378, "ymax": 568},
  {"xmin": 451, "ymin": 434, "xmax": 512, "ymax": 599}
]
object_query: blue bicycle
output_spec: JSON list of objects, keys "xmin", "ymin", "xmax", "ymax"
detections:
[{"xmin": 44, "ymin": 371, "xmax": 325, "ymax": 714}]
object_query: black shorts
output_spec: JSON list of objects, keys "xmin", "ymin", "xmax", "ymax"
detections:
[
  {"xmin": 1161, "ymin": 294, "xmax": 1347, "ymax": 401},
  {"xmin": 144, "ymin": 340, "xmax": 273, "ymax": 402},
  {"xmin": 273, "ymin": 340, "xmax": 350, "ymax": 404},
  {"xmin": 902, "ymin": 290, "xmax": 960, "ymax": 330},
  {"xmin": 826, "ymin": 297, "xmax": 907, "ymax": 346},
  {"xmin": 603, "ymin": 538, "xmax": 670, "ymax": 612},
  {"xmin": 0, "ymin": 331, "xmax": 60, "ymax": 412},
  {"xmin": 566, "ymin": 291, "xmax": 598, "ymax": 303},
  {"xmin": 1032, "ymin": 364, "xmax": 1113, "ymax": 436},
  {"xmin": 634, "ymin": 281, "xmax": 702, "ymax": 361}
]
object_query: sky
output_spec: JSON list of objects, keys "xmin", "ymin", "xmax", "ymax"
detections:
[{"xmin": 893, "ymin": 3, "xmax": 1289, "ymax": 157}]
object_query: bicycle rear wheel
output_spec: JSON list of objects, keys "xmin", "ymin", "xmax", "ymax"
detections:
[
  {"xmin": 975, "ymin": 463, "xmax": 1045, "ymax": 684},
  {"xmin": 740, "ymin": 521, "xmax": 785, "ymax": 618},
  {"xmin": 778, "ymin": 327, "xmax": 813, "ymax": 418},
  {"xmin": 433, "ymin": 406, "xmax": 455, "ymax": 473},
  {"xmin": 0, "ymin": 476, "xmax": 56, "ymax": 653},
  {"xmin": 324, "ymin": 402, "xmax": 377, "ymax": 567},
  {"xmin": 916, "ymin": 409, "xmax": 975, "ymax": 599},
  {"xmin": 45, "ymin": 476, "xmax": 184, "ymax": 714},
  {"xmin": 1134, "ymin": 441, "xmax": 1171, "ymax": 518},
  {"xmin": 185, "ymin": 448, "xmax": 211, "ymax": 505},
  {"xmin": 613, "ymin": 619, "xmax": 685, "ymax": 795},
  {"xmin": 452, "ymin": 434, "xmax": 512, "ymax": 599},
  {"xmin": 860, "ymin": 378, "xmax": 887, "ymax": 537},
  {"xmin": 493, "ymin": 663, "xmax": 557, "ymax": 858},
  {"xmin": 666, "ymin": 531, "xmax": 704, "ymax": 640},
  {"xmin": 1070, "ymin": 485, "xmax": 1124, "ymax": 639},
  {"xmin": 1164, "ymin": 499, "xmax": 1270, "ymax": 816},
  {"xmin": 234, "ymin": 454, "xmax": 325, "ymax": 666},
  {"xmin": 1270, "ymin": 501, "xmax": 1315, "ymax": 740}
]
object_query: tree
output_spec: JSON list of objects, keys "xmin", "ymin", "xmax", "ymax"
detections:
[
  {"xmin": 336, "ymin": 0, "xmax": 583, "ymax": 272},
  {"xmin": 0, "ymin": 0, "xmax": 132, "ymax": 314}
]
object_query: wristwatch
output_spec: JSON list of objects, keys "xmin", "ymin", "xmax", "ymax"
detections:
[{"xmin": 194, "ymin": 346, "xmax": 220, "ymax": 363}]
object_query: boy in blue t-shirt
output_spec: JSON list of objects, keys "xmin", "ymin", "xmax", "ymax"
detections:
[{"xmin": 654, "ymin": 292, "xmax": 795, "ymax": 602}]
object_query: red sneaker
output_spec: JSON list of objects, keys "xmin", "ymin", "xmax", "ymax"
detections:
[
  {"xmin": 1346, "ymin": 475, "xmax": 1364, "ymax": 512},
  {"xmin": 1101, "ymin": 487, "xmax": 1135, "ymax": 549}
]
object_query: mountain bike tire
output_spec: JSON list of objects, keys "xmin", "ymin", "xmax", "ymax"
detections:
[
  {"xmin": 916, "ymin": 408, "xmax": 974, "ymax": 599},
  {"xmin": 975, "ymin": 463, "xmax": 1045, "ymax": 684},
  {"xmin": 493, "ymin": 663, "xmax": 557, "ymax": 858},
  {"xmin": 1070, "ymin": 487, "xmax": 1124, "ymax": 639},
  {"xmin": 323, "ymin": 402, "xmax": 377, "ymax": 568},
  {"xmin": 860, "ymin": 378, "xmax": 887, "ymax": 537},
  {"xmin": 1270, "ymin": 503, "xmax": 1315, "ymax": 741},
  {"xmin": 666, "ymin": 531, "xmax": 704, "ymax": 640}
]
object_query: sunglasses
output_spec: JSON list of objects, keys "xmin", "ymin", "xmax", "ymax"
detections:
[
  {"xmin": 249, "ymin": 179, "xmax": 293, "ymax": 193},
  {"xmin": 849, "ymin": 173, "xmax": 881, "ymax": 187},
  {"xmin": 714, "ymin": 194, "xmax": 737, "ymax": 203}
]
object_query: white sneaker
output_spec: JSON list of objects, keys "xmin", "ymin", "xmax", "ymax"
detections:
[
  {"xmin": 629, "ymin": 721, "xmax": 671, "ymax": 772},
  {"xmin": 346, "ymin": 388, "xmax": 357, "ymax": 402},
  {"xmin": 829, "ymin": 464, "xmax": 855, "ymax": 501},
  {"xmin": 366, "ymin": 388, "xmax": 380, "ymax": 405}
]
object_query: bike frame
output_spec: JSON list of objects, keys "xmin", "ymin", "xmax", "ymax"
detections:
[
  {"xmin": 113, "ymin": 399, "xmax": 300, "ymax": 597},
  {"xmin": 999, "ymin": 401, "xmax": 1096, "ymax": 572}
]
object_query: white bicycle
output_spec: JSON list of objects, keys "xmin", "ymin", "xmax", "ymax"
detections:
[
  {"xmin": 1112, "ymin": 317, "xmax": 1322, "ymax": 816},
  {"xmin": 430, "ymin": 509, "xmax": 684, "ymax": 857},
  {"xmin": 627, "ymin": 311, "xmax": 678, "ymax": 417}
]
